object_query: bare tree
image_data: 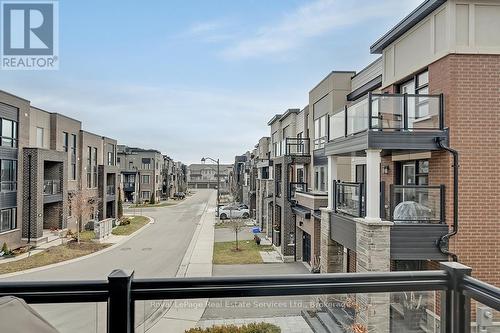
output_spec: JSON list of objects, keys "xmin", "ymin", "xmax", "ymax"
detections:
[
  {"xmin": 228, "ymin": 214, "xmax": 246, "ymax": 251},
  {"xmin": 69, "ymin": 189, "xmax": 100, "ymax": 243}
]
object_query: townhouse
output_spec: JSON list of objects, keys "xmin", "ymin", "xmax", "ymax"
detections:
[
  {"xmin": 117, "ymin": 145, "xmax": 163, "ymax": 203},
  {"xmin": 162, "ymin": 156, "xmax": 188, "ymax": 199},
  {"xmin": 187, "ymin": 163, "xmax": 232, "ymax": 191},
  {"xmin": 244, "ymin": 0, "xmax": 499, "ymax": 330},
  {"xmin": 0, "ymin": 90, "xmax": 120, "ymax": 249},
  {"xmin": 254, "ymin": 137, "xmax": 273, "ymax": 234}
]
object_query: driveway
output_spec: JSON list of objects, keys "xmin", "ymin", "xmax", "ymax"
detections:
[{"xmin": 1, "ymin": 189, "xmax": 216, "ymax": 333}]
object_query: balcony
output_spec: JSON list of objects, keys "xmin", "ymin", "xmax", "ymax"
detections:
[
  {"xmin": 43, "ymin": 180, "xmax": 62, "ymax": 203},
  {"xmin": 123, "ymin": 182, "xmax": 135, "ymax": 192},
  {"xmin": 289, "ymin": 181, "xmax": 307, "ymax": 199},
  {"xmin": 326, "ymin": 93, "xmax": 447, "ymax": 155},
  {"xmin": 0, "ymin": 263, "xmax": 497, "ymax": 333},
  {"xmin": 285, "ymin": 137, "xmax": 310, "ymax": 156},
  {"xmin": 331, "ymin": 181, "xmax": 449, "ymax": 260}
]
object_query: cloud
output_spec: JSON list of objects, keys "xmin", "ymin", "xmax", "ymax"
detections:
[
  {"xmin": 221, "ymin": 0, "xmax": 422, "ymax": 59},
  {"xmin": 1, "ymin": 78, "xmax": 298, "ymax": 164}
]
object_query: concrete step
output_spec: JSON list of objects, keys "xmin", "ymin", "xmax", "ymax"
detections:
[
  {"xmin": 301, "ymin": 310, "xmax": 329, "ymax": 333},
  {"xmin": 317, "ymin": 312, "xmax": 344, "ymax": 333}
]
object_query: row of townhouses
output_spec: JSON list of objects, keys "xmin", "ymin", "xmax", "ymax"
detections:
[
  {"xmin": 235, "ymin": 0, "xmax": 499, "ymax": 327},
  {"xmin": 0, "ymin": 90, "xmax": 187, "ymax": 250},
  {"xmin": 187, "ymin": 163, "xmax": 233, "ymax": 192}
]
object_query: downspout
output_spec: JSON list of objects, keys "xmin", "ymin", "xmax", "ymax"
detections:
[
  {"xmin": 27, "ymin": 154, "xmax": 32, "ymax": 245},
  {"xmin": 435, "ymin": 137, "xmax": 459, "ymax": 262}
]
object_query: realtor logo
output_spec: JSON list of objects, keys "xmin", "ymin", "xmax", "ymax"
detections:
[{"xmin": 1, "ymin": 1, "xmax": 59, "ymax": 70}]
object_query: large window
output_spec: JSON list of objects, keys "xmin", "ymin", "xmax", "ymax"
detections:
[
  {"xmin": 0, "ymin": 208, "xmax": 16, "ymax": 233},
  {"xmin": 142, "ymin": 158, "xmax": 151, "ymax": 170},
  {"xmin": 314, "ymin": 166, "xmax": 327, "ymax": 192},
  {"xmin": 71, "ymin": 134, "xmax": 77, "ymax": 180},
  {"xmin": 272, "ymin": 131, "xmax": 281, "ymax": 157},
  {"xmin": 63, "ymin": 132, "xmax": 68, "ymax": 152},
  {"xmin": 107, "ymin": 143, "xmax": 115, "ymax": 166},
  {"xmin": 0, "ymin": 118, "xmax": 17, "ymax": 148},
  {"xmin": 142, "ymin": 175, "xmax": 150, "ymax": 184},
  {"xmin": 87, "ymin": 146, "xmax": 92, "ymax": 188},
  {"xmin": 36, "ymin": 127, "xmax": 44, "ymax": 148},
  {"xmin": 93, "ymin": 147, "xmax": 98, "ymax": 187},
  {"xmin": 314, "ymin": 115, "xmax": 327, "ymax": 149},
  {"xmin": 0, "ymin": 160, "xmax": 17, "ymax": 192},
  {"xmin": 142, "ymin": 191, "xmax": 150, "ymax": 200}
]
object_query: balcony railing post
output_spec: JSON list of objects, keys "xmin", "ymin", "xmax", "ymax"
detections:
[
  {"xmin": 108, "ymin": 269, "xmax": 134, "ymax": 333},
  {"xmin": 368, "ymin": 92, "xmax": 372, "ymax": 130},
  {"xmin": 333, "ymin": 181, "xmax": 337, "ymax": 213},
  {"xmin": 440, "ymin": 262, "xmax": 472, "ymax": 333},
  {"xmin": 359, "ymin": 183, "xmax": 363, "ymax": 217},
  {"xmin": 344, "ymin": 105, "xmax": 348, "ymax": 137},
  {"xmin": 439, "ymin": 93, "xmax": 445, "ymax": 130},
  {"xmin": 389, "ymin": 184, "xmax": 394, "ymax": 221},
  {"xmin": 403, "ymin": 94, "xmax": 408, "ymax": 130}
]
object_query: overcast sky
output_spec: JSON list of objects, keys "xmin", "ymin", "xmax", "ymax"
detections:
[{"xmin": 0, "ymin": 0, "xmax": 422, "ymax": 164}]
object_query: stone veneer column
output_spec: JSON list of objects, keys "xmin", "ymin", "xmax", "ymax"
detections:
[
  {"xmin": 355, "ymin": 218, "xmax": 393, "ymax": 333},
  {"xmin": 319, "ymin": 208, "xmax": 344, "ymax": 273}
]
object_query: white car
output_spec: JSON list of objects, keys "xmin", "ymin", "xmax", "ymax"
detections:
[{"xmin": 219, "ymin": 205, "xmax": 250, "ymax": 220}]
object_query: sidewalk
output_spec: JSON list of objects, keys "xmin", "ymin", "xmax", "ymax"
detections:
[{"xmin": 145, "ymin": 191, "xmax": 216, "ymax": 333}]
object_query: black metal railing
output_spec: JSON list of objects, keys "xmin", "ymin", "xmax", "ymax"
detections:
[
  {"xmin": 390, "ymin": 184, "xmax": 445, "ymax": 224},
  {"xmin": 285, "ymin": 137, "xmax": 310, "ymax": 156},
  {"xmin": 329, "ymin": 93, "xmax": 444, "ymax": 141},
  {"xmin": 334, "ymin": 181, "xmax": 365, "ymax": 217},
  {"xmin": 289, "ymin": 182, "xmax": 307, "ymax": 198},
  {"xmin": 0, "ymin": 262, "xmax": 497, "ymax": 333}
]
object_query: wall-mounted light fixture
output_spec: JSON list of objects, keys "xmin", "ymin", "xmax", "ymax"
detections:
[{"xmin": 383, "ymin": 165, "xmax": 390, "ymax": 174}]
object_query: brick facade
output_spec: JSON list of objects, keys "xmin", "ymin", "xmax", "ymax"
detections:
[{"xmin": 427, "ymin": 54, "xmax": 500, "ymax": 287}]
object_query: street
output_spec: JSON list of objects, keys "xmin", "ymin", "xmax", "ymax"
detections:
[{"xmin": 1, "ymin": 189, "xmax": 216, "ymax": 333}]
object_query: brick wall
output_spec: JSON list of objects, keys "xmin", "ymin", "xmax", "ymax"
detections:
[{"xmin": 428, "ymin": 54, "xmax": 500, "ymax": 287}]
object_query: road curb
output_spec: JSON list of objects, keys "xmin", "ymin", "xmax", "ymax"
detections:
[{"xmin": 0, "ymin": 215, "xmax": 155, "ymax": 279}]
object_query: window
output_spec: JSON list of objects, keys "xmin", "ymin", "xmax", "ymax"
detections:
[
  {"xmin": 142, "ymin": 158, "xmax": 151, "ymax": 170},
  {"xmin": 0, "ymin": 118, "xmax": 17, "ymax": 148},
  {"xmin": 142, "ymin": 175, "xmax": 150, "ymax": 184},
  {"xmin": 93, "ymin": 147, "xmax": 98, "ymax": 187},
  {"xmin": 117, "ymin": 157, "xmax": 121, "ymax": 167},
  {"xmin": 314, "ymin": 166, "xmax": 326, "ymax": 192},
  {"xmin": 107, "ymin": 143, "xmax": 115, "ymax": 166},
  {"xmin": 314, "ymin": 115, "xmax": 327, "ymax": 149},
  {"xmin": 63, "ymin": 132, "xmax": 68, "ymax": 152},
  {"xmin": 36, "ymin": 127, "xmax": 44, "ymax": 148},
  {"xmin": 0, "ymin": 208, "xmax": 16, "ymax": 233},
  {"xmin": 398, "ymin": 70, "xmax": 430, "ymax": 124},
  {"xmin": 0, "ymin": 160, "xmax": 17, "ymax": 192},
  {"xmin": 71, "ymin": 134, "xmax": 77, "ymax": 180},
  {"xmin": 272, "ymin": 131, "xmax": 281, "ymax": 157},
  {"xmin": 87, "ymin": 146, "xmax": 92, "ymax": 188},
  {"xmin": 142, "ymin": 191, "xmax": 150, "ymax": 199},
  {"xmin": 155, "ymin": 175, "xmax": 159, "ymax": 183}
]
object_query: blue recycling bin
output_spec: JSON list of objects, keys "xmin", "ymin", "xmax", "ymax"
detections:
[{"xmin": 252, "ymin": 227, "xmax": 261, "ymax": 234}]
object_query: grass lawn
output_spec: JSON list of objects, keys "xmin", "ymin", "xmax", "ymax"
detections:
[
  {"xmin": 213, "ymin": 240, "xmax": 274, "ymax": 265},
  {"xmin": 0, "ymin": 241, "xmax": 109, "ymax": 275},
  {"xmin": 78, "ymin": 230, "xmax": 96, "ymax": 241},
  {"xmin": 111, "ymin": 216, "xmax": 149, "ymax": 236}
]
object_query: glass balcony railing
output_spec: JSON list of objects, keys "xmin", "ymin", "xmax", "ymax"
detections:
[
  {"xmin": 329, "ymin": 93, "xmax": 444, "ymax": 140},
  {"xmin": 334, "ymin": 181, "xmax": 364, "ymax": 217},
  {"xmin": 106, "ymin": 185, "xmax": 116, "ymax": 196},
  {"xmin": 0, "ymin": 263, "xmax": 497, "ymax": 333},
  {"xmin": 289, "ymin": 182, "xmax": 307, "ymax": 198},
  {"xmin": 285, "ymin": 137, "xmax": 310, "ymax": 156},
  {"xmin": 390, "ymin": 185, "xmax": 445, "ymax": 224},
  {"xmin": 43, "ymin": 180, "xmax": 61, "ymax": 195}
]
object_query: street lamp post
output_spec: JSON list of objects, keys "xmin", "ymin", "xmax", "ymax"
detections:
[{"xmin": 201, "ymin": 157, "xmax": 220, "ymax": 217}]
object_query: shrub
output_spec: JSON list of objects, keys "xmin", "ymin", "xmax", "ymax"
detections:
[
  {"xmin": 185, "ymin": 323, "xmax": 281, "ymax": 333},
  {"xmin": 117, "ymin": 191, "xmax": 123, "ymax": 218},
  {"xmin": 1, "ymin": 242, "xmax": 10, "ymax": 255},
  {"xmin": 120, "ymin": 218, "xmax": 131, "ymax": 226}
]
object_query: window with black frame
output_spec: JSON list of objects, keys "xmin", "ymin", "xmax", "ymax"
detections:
[
  {"xmin": 0, "ymin": 159, "xmax": 17, "ymax": 192},
  {"xmin": 0, "ymin": 118, "xmax": 17, "ymax": 148}
]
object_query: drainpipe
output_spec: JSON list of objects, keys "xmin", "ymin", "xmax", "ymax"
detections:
[
  {"xmin": 27, "ymin": 154, "xmax": 32, "ymax": 245},
  {"xmin": 435, "ymin": 137, "xmax": 459, "ymax": 262}
]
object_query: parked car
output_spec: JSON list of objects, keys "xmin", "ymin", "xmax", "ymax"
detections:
[{"xmin": 219, "ymin": 205, "xmax": 250, "ymax": 220}]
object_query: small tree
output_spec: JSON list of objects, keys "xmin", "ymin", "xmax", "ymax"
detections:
[
  {"xmin": 149, "ymin": 192, "xmax": 156, "ymax": 205},
  {"xmin": 229, "ymin": 215, "xmax": 246, "ymax": 251},
  {"xmin": 117, "ymin": 190, "xmax": 123, "ymax": 219},
  {"xmin": 69, "ymin": 189, "xmax": 100, "ymax": 244}
]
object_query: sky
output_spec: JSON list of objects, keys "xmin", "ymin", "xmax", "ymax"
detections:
[{"xmin": 0, "ymin": 0, "xmax": 423, "ymax": 164}]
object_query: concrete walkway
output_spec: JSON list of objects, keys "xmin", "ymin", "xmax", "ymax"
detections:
[{"xmin": 145, "ymin": 191, "xmax": 216, "ymax": 333}]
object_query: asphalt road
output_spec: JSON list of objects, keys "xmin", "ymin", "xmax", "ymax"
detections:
[{"xmin": 1, "ymin": 189, "xmax": 215, "ymax": 333}]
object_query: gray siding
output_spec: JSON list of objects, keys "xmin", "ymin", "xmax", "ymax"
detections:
[
  {"xmin": 330, "ymin": 212, "xmax": 356, "ymax": 251},
  {"xmin": 390, "ymin": 224, "xmax": 449, "ymax": 260}
]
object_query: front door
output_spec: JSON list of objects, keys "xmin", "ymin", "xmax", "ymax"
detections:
[
  {"xmin": 402, "ymin": 163, "xmax": 416, "ymax": 202},
  {"xmin": 302, "ymin": 233, "xmax": 311, "ymax": 263}
]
